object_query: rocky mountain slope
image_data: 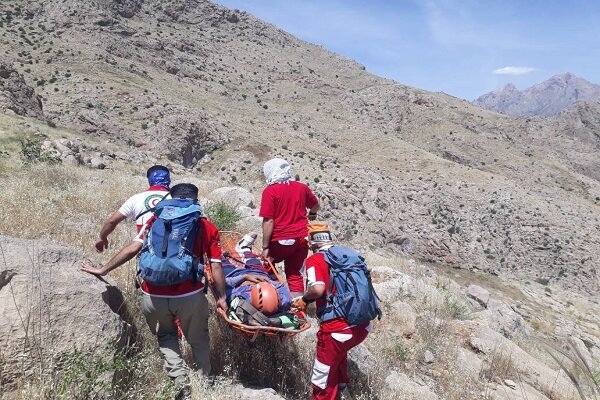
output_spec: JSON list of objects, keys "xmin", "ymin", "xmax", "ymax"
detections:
[
  {"xmin": 474, "ymin": 73, "xmax": 600, "ymax": 117},
  {"xmin": 1, "ymin": 0, "xmax": 599, "ymax": 298}
]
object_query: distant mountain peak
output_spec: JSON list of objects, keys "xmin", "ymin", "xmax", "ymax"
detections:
[
  {"xmin": 497, "ymin": 83, "xmax": 519, "ymax": 93},
  {"xmin": 474, "ymin": 73, "xmax": 600, "ymax": 117}
]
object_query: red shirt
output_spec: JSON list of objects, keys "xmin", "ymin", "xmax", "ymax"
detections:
[
  {"xmin": 259, "ymin": 181, "xmax": 318, "ymax": 241},
  {"xmin": 135, "ymin": 217, "xmax": 222, "ymax": 297},
  {"xmin": 305, "ymin": 252, "xmax": 355, "ymax": 332}
]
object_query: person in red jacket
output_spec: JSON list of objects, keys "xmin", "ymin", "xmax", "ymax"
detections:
[
  {"xmin": 259, "ymin": 158, "xmax": 320, "ymax": 297},
  {"xmin": 293, "ymin": 223, "xmax": 371, "ymax": 400},
  {"xmin": 81, "ymin": 183, "xmax": 226, "ymax": 397}
]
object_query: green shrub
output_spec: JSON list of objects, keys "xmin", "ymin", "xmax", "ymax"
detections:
[
  {"xmin": 394, "ymin": 342, "xmax": 410, "ymax": 361},
  {"xmin": 443, "ymin": 295, "xmax": 469, "ymax": 320},
  {"xmin": 204, "ymin": 201, "xmax": 241, "ymax": 231},
  {"xmin": 20, "ymin": 137, "xmax": 61, "ymax": 165}
]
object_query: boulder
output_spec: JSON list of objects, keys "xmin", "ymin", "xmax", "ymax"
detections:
[
  {"xmin": 423, "ymin": 349, "xmax": 435, "ymax": 363},
  {"xmin": 349, "ymin": 343, "xmax": 378, "ymax": 375},
  {"xmin": 370, "ymin": 266, "xmax": 413, "ymax": 303},
  {"xmin": 469, "ymin": 325, "xmax": 578, "ymax": 400},
  {"xmin": 466, "ymin": 284, "xmax": 491, "ymax": 308},
  {"xmin": 478, "ymin": 298, "xmax": 528, "ymax": 338},
  {"xmin": 62, "ymin": 153, "xmax": 80, "ymax": 166},
  {"xmin": 454, "ymin": 348, "xmax": 483, "ymax": 380},
  {"xmin": 384, "ymin": 370, "xmax": 439, "ymax": 399},
  {"xmin": 237, "ymin": 216, "xmax": 263, "ymax": 234},
  {"xmin": 238, "ymin": 387, "xmax": 285, "ymax": 400},
  {"xmin": 90, "ymin": 157, "xmax": 106, "ymax": 169},
  {"xmin": 209, "ymin": 186, "xmax": 256, "ymax": 208},
  {"xmin": 0, "ymin": 235, "xmax": 128, "ymax": 394},
  {"xmin": 387, "ymin": 300, "xmax": 417, "ymax": 337},
  {"xmin": 238, "ymin": 206, "xmax": 255, "ymax": 218}
]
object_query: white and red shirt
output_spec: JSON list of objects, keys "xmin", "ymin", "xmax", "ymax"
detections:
[
  {"xmin": 259, "ymin": 181, "xmax": 318, "ymax": 241},
  {"xmin": 118, "ymin": 185, "xmax": 170, "ymax": 231},
  {"xmin": 134, "ymin": 217, "xmax": 222, "ymax": 298},
  {"xmin": 306, "ymin": 252, "xmax": 372, "ymax": 333}
]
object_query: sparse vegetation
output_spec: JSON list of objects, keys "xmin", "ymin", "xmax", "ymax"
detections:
[
  {"xmin": 20, "ymin": 137, "xmax": 61, "ymax": 165},
  {"xmin": 204, "ymin": 201, "xmax": 241, "ymax": 231}
]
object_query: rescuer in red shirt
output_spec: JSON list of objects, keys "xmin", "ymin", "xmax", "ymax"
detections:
[{"xmin": 259, "ymin": 158, "xmax": 320, "ymax": 297}]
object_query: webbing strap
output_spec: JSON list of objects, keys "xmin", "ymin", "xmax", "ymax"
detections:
[
  {"xmin": 161, "ymin": 220, "xmax": 172, "ymax": 256},
  {"xmin": 237, "ymin": 299, "xmax": 271, "ymax": 326}
]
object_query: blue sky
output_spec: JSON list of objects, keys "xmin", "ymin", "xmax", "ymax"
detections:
[{"xmin": 215, "ymin": 0, "xmax": 600, "ymax": 100}]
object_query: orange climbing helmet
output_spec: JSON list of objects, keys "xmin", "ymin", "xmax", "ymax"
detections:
[{"xmin": 250, "ymin": 281, "xmax": 280, "ymax": 315}]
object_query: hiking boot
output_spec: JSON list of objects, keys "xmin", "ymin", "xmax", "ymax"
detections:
[
  {"xmin": 174, "ymin": 385, "xmax": 191, "ymax": 400},
  {"xmin": 173, "ymin": 375, "xmax": 191, "ymax": 400},
  {"xmin": 173, "ymin": 375, "xmax": 192, "ymax": 400},
  {"xmin": 236, "ymin": 232, "xmax": 257, "ymax": 253}
]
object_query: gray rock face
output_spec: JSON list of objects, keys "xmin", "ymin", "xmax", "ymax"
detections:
[
  {"xmin": 387, "ymin": 300, "xmax": 417, "ymax": 337},
  {"xmin": 384, "ymin": 370, "xmax": 439, "ymax": 399},
  {"xmin": 480, "ymin": 299, "xmax": 528, "ymax": 338},
  {"xmin": 465, "ymin": 285, "xmax": 527, "ymax": 338},
  {"xmin": 0, "ymin": 235, "xmax": 128, "ymax": 394},
  {"xmin": 474, "ymin": 73, "xmax": 600, "ymax": 117},
  {"xmin": 238, "ymin": 387, "xmax": 286, "ymax": 400},
  {"xmin": 147, "ymin": 113, "xmax": 227, "ymax": 167},
  {"xmin": 469, "ymin": 325, "xmax": 578, "ymax": 400},
  {"xmin": 0, "ymin": 59, "xmax": 44, "ymax": 118},
  {"xmin": 466, "ymin": 284, "xmax": 491, "ymax": 308},
  {"xmin": 209, "ymin": 186, "xmax": 256, "ymax": 208}
]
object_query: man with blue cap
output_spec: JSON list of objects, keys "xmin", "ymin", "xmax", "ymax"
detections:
[{"xmin": 95, "ymin": 165, "xmax": 171, "ymax": 252}]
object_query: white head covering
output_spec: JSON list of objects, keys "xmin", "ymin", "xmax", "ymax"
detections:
[{"xmin": 263, "ymin": 158, "xmax": 292, "ymax": 185}]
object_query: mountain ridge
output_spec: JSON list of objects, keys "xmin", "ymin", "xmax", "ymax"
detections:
[{"xmin": 474, "ymin": 73, "xmax": 600, "ymax": 117}]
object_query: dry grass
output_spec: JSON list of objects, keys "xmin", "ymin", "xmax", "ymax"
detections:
[{"xmin": 2, "ymin": 122, "xmax": 594, "ymax": 400}]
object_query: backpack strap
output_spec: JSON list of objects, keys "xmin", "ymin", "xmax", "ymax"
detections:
[
  {"xmin": 161, "ymin": 219, "xmax": 172, "ymax": 256},
  {"xmin": 189, "ymin": 217, "xmax": 203, "ymax": 283},
  {"xmin": 315, "ymin": 249, "xmax": 341, "ymax": 319}
]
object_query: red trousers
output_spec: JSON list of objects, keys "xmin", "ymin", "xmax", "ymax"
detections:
[
  {"xmin": 268, "ymin": 237, "xmax": 308, "ymax": 293},
  {"xmin": 311, "ymin": 326, "xmax": 369, "ymax": 400}
]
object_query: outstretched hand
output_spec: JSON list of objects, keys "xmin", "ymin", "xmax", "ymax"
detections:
[
  {"xmin": 80, "ymin": 261, "xmax": 107, "ymax": 276},
  {"xmin": 95, "ymin": 238, "xmax": 108, "ymax": 253}
]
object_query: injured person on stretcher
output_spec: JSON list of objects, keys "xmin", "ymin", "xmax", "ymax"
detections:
[{"xmin": 222, "ymin": 241, "xmax": 304, "ymax": 330}]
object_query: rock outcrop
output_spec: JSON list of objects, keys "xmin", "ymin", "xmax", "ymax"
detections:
[
  {"xmin": 0, "ymin": 235, "xmax": 128, "ymax": 394},
  {"xmin": 0, "ymin": 59, "xmax": 43, "ymax": 118},
  {"xmin": 147, "ymin": 113, "xmax": 227, "ymax": 167}
]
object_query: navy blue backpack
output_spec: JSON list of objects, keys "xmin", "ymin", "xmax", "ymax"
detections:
[
  {"xmin": 138, "ymin": 198, "xmax": 204, "ymax": 286},
  {"xmin": 317, "ymin": 246, "xmax": 382, "ymax": 326}
]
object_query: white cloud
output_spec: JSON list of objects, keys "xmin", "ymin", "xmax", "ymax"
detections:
[{"xmin": 493, "ymin": 66, "xmax": 537, "ymax": 75}]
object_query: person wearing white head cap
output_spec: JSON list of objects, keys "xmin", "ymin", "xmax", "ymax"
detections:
[{"xmin": 259, "ymin": 158, "xmax": 320, "ymax": 297}]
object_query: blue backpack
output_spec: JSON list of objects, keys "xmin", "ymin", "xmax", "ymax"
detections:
[
  {"xmin": 317, "ymin": 246, "xmax": 382, "ymax": 326},
  {"xmin": 138, "ymin": 198, "xmax": 204, "ymax": 286}
]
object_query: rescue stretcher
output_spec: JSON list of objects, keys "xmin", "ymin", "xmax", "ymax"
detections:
[{"xmin": 204, "ymin": 231, "xmax": 311, "ymax": 342}]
